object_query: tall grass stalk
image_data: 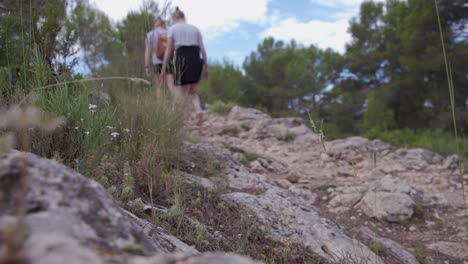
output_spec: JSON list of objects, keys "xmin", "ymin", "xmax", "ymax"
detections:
[
  {"xmin": 308, "ymin": 113, "xmax": 327, "ymax": 152},
  {"xmin": 434, "ymin": 0, "xmax": 467, "ymax": 216},
  {"xmin": 18, "ymin": 76, "xmax": 150, "ymax": 106}
]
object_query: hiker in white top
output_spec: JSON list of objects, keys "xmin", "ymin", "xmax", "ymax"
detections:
[
  {"xmin": 160, "ymin": 7, "xmax": 208, "ymax": 114},
  {"xmin": 144, "ymin": 17, "xmax": 174, "ymax": 102}
]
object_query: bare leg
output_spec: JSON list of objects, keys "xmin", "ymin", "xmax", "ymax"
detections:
[
  {"xmin": 156, "ymin": 84, "xmax": 164, "ymax": 102},
  {"xmin": 152, "ymin": 72, "xmax": 164, "ymax": 103},
  {"xmin": 171, "ymin": 84, "xmax": 185, "ymax": 107},
  {"xmin": 181, "ymin": 84, "xmax": 193, "ymax": 109},
  {"xmin": 188, "ymin": 84, "xmax": 202, "ymax": 113},
  {"xmin": 166, "ymin": 74, "xmax": 176, "ymax": 99}
]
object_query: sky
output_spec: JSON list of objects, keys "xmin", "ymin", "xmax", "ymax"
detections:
[{"xmin": 91, "ymin": 0, "xmax": 373, "ymax": 67}]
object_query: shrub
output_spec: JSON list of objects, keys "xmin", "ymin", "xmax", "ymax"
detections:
[
  {"xmin": 35, "ymin": 84, "xmax": 115, "ymax": 170},
  {"xmin": 318, "ymin": 184, "xmax": 336, "ymax": 191},
  {"xmin": 209, "ymin": 100, "xmax": 235, "ymax": 115},
  {"xmin": 220, "ymin": 127, "xmax": 240, "ymax": 137},
  {"xmin": 364, "ymin": 128, "xmax": 468, "ymax": 157},
  {"xmin": 244, "ymin": 152, "xmax": 259, "ymax": 162},
  {"xmin": 413, "ymin": 246, "xmax": 429, "ymax": 264},
  {"xmin": 131, "ymin": 198, "xmax": 145, "ymax": 214},
  {"xmin": 413, "ymin": 202, "xmax": 425, "ymax": 218},
  {"xmin": 362, "ymin": 92, "xmax": 397, "ymax": 133},
  {"xmin": 107, "ymin": 87, "xmax": 185, "ymax": 205},
  {"xmin": 370, "ymin": 241, "xmax": 384, "ymax": 256},
  {"xmin": 197, "ymin": 61, "xmax": 244, "ymax": 104},
  {"xmin": 282, "ymin": 131, "xmax": 297, "ymax": 142},
  {"xmin": 2, "ymin": 52, "xmax": 186, "ymax": 208}
]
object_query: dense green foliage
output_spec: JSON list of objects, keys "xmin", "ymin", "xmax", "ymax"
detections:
[
  {"xmin": 0, "ymin": 0, "xmax": 77, "ymax": 101},
  {"xmin": 198, "ymin": 60, "xmax": 245, "ymax": 104},
  {"xmin": 343, "ymin": 0, "xmax": 467, "ymax": 133},
  {"xmin": 242, "ymin": 38, "xmax": 342, "ymax": 117}
]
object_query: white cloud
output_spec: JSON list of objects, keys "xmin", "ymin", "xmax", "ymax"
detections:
[
  {"xmin": 309, "ymin": 0, "xmax": 366, "ymax": 8},
  {"xmin": 310, "ymin": 0, "xmax": 384, "ymax": 19},
  {"xmin": 260, "ymin": 18, "xmax": 350, "ymax": 53},
  {"xmin": 225, "ymin": 50, "xmax": 244, "ymax": 62},
  {"xmin": 92, "ymin": 0, "xmax": 269, "ymax": 40},
  {"xmin": 170, "ymin": 0, "xmax": 269, "ymax": 39},
  {"xmin": 90, "ymin": 0, "xmax": 380, "ymax": 55},
  {"xmin": 91, "ymin": 0, "xmax": 143, "ymax": 21},
  {"xmin": 260, "ymin": 0, "xmax": 385, "ymax": 52}
]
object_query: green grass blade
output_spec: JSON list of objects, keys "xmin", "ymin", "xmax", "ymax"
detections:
[{"xmin": 434, "ymin": 0, "xmax": 467, "ymax": 217}]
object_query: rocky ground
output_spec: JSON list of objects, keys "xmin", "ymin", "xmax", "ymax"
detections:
[
  {"xmin": 1, "ymin": 105, "xmax": 467, "ymax": 264},
  {"xmin": 184, "ymin": 106, "xmax": 468, "ymax": 264},
  {"xmin": 0, "ymin": 150, "xmax": 261, "ymax": 264}
]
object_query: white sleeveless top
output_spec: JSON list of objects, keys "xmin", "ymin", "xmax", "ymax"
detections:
[
  {"xmin": 167, "ymin": 23, "xmax": 201, "ymax": 49},
  {"xmin": 145, "ymin": 27, "xmax": 167, "ymax": 64}
]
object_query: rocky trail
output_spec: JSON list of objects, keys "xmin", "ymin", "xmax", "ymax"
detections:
[
  {"xmin": 0, "ymin": 106, "xmax": 467, "ymax": 264},
  {"xmin": 185, "ymin": 106, "xmax": 468, "ymax": 263}
]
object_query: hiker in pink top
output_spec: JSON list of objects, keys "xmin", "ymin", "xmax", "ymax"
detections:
[{"xmin": 144, "ymin": 17, "xmax": 174, "ymax": 102}]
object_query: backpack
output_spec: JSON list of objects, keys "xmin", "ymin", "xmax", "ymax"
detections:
[{"xmin": 154, "ymin": 31, "xmax": 167, "ymax": 60}]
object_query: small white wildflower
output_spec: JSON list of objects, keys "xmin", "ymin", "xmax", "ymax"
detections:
[
  {"xmin": 123, "ymin": 128, "xmax": 130, "ymax": 133},
  {"xmin": 111, "ymin": 132, "xmax": 119, "ymax": 138},
  {"xmin": 80, "ymin": 118, "xmax": 84, "ymax": 122},
  {"xmin": 124, "ymin": 173, "xmax": 129, "ymax": 176},
  {"xmin": 106, "ymin": 126, "xmax": 114, "ymax": 130},
  {"xmin": 88, "ymin": 104, "xmax": 97, "ymax": 110},
  {"xmin": 84, "ymin": 130, "xmax": 90, "ymax": 136},
  {"xmin": 74, "ymin": 126, "xmax": 79, "ymax": 130}
]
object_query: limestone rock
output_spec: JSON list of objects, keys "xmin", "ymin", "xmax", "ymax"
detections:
[
  {"xmin": 225, "ymin": 189, "xmax": 383, "ymax": 263},
  {"xmin": 288, "ymin": 186, "xmax": 317, "ymax": 204},
  {"xmin": 428, "ymin": 241, "xmax": 468, "ymax": 260},
  {"xmin": 329, "ymin": 193, "xmax": 362, "ymax": 208},
  {"xmin": 374, "ymin": 175, "xmax": 448, "ymax": 207},
  {"xmin": 286, "ymin": 171, "xmax": 301, "ymax": 183},
  {"xmin": 356, "ymin": 227, "xmax": 419, "ymax": 264},
  {"xmin": 273, "ymin": 179, "xmax": 292, "ymax": 189},
  {"xmin": 25, "ymin": 234, "xmax": 102, "ymax": 264},
  {"xmin": 443, "ymin": 154, "xmax": 459, "ymax": 171},
  {"xmin": 0, "ymin": 151, "xmax": 184, "ymax": 255},
  {"xmin": 374, "ymin": 175, "xmax": 416, "ymax": 195},
  {"xmin": 228, "ymin": 106, "xmax": 270, "ymax": 122},
  {"xmin": 358, "ymin": 191, "xmax": 414, "ymax": 222},
  {"xmin": 0, "ymin": 151, "xmax": 262, "ymax": 264},
  {"xmin": 327, "ymin": 137, "xmax": 392, "ymax": 163},
  {"xmin": 129, "ymin": 252, "xmax": 263, "ymax": 264},
  {"xmin": 395, "ymin": 148, "xmax": 444, "ymax": 169},
  {"xmin": 183, "ymin": 142, "xmax": 382, "ymax": 263}
]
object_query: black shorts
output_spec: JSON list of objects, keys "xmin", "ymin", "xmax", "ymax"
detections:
[
  {"xmin": 152, "ymin": 63, "xmax": 173, "ymax": 74},
  {"xmin": 173, "ymin": 46, "xmax": 203, "ymax": 86}
]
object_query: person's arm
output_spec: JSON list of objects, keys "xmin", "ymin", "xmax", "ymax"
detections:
[
  {"xmin": 144, "ymin": 36, "xmax": 151, "ymax": 77},
  {"xmin": 159, "ymin": 37, "xmax": 174, "ymax": 84},
  {"xmin": 199, "ymin": 35, "xmax": 209, "ymax": 79}
]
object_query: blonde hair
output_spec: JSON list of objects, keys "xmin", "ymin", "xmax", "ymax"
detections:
[{"xmin": 154, "ymin": 17, "xmax": 165, "ymax": 27}]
